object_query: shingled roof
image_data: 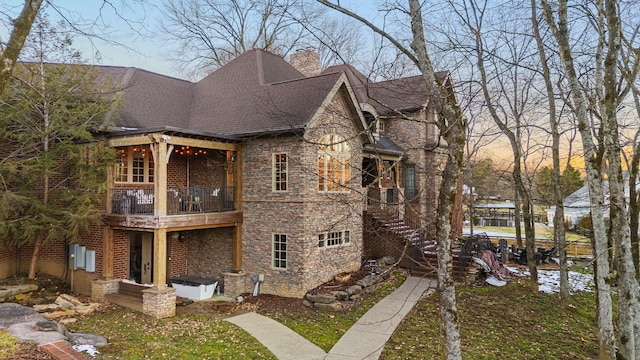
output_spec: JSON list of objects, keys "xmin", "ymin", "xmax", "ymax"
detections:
[
  {"xmin": 323, "ymin": 64, "xmax": 449, "ymax": 115},
  {"xmin": 102, "ymin": 49, "xmax": 358, "ymax": 138}
]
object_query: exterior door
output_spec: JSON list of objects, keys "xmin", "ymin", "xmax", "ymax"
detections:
[
  {"xmin": 130, "ymin": 232, "xmax": 153, "ymax": 284},
  {"xmin": 141, "ymin": 233, "xmax": 153, "ymax": 284}
]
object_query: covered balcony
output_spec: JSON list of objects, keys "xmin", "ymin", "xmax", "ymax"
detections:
[
  {"xmin": 102, "ymin": 131, "xmax": 243, "ymax": 230},
  {"xmin": 111, "ymin": 186, "xmax": 235, "ymax": 215}
]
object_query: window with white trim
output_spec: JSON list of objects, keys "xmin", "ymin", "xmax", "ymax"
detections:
[
  {"xmin": 273, "ymin": 153, "xmax": 288, "ymax": 191},
  {"xmin": 318, "ymin": 230, "xmax": 350, "ymax": 248},
  {"xmin": 318, "ymin": 134, "xmax": 350, "ymax": 192},
  {"xmin": 115, "ymin": 145, "xmax": 154, "ymax": 183},
  {"xmin": 273, "ymin": 234, "xmax": 287, "ymax": 269}
]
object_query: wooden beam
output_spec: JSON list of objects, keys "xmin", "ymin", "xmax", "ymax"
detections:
[
  {"xmin": 102, "ymin": 226, "xmax": 114, "ymax": 278},
  {"xmin": 107, "ymin": 135, "xmax": 154, "ymax": 147},
  {"xmin": 102, "ymin": 211, "xmax": 244, "ymax": 230},
  {"xmin": 153, "ymin": 228, "xmax": 167, "ymax": 288},
  {"xmin": 165, "ymin": 136, "xmax": 239, "ymax": 151},
  {"xmin": 154, "ymin": 142, "xmax": 168, "ymax": 216},
  {"xmin": 232, "ymin": 223, "xmax": 243, "ymax": 271},
  {"xmin": 235, "ymin": 148, "xmax": 243, "ymax": 211}
]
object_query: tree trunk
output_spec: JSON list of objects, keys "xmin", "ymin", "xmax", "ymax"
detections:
[
  {"xmin": 530, "ymin": 0, "xmax": 569, "ymax": 303},
  {"xmin": 28, "ymin": 236, "xmax": 43, "ymax": 279},
  {"xmin": 0, "ymin": 0, "xmax": 43, "ymax": 96},
  {"xmin": 539, "ymin": 1, "xmax": 616, "ymax": 356}
]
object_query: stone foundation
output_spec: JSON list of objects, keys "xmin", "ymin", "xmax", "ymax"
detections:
[
  {"xmin": 223, "ymin": 272, "xmax": 247, "ymax": 298},
  {"xmin": 142, "ymin": 286, "xmax": 176, "ymax": 319},
  {"xmin": 90, "ymin": 278, "xmax": 120, "ymax": 298}
]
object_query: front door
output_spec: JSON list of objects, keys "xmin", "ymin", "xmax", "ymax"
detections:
[{"xmin": 129, "ymin": 232, "xmax": 153, "ymax": 284}]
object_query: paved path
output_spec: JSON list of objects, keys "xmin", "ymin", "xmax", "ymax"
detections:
[
  {"xmin": 226, "ymin": 276, "xmax": 436, "ymax": 360},
  {"xmin": 226, "ymin": 312, "xmax": 326, "ymax": 360}
]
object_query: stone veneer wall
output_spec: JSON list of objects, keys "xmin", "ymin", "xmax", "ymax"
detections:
[
  {"xmin": 384, "ymin": 110, "xmax": 447, "ymax": 237},
  {"xmin": 186, "ymin": 228, "xmax": 233, "ymax": 284},
  {"xmin": 241, "ymin": 93, "xmax": 364, "ymax": 298}
]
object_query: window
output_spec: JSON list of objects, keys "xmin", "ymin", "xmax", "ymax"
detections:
[
  {"xmin": 376, "ymin": 119, "xmax": 385, "ymax": 133},
  {"xmin": 273, "ymin": 153, "xmax": 288, "ymax": 191},
  {"xmin": 115, "ymin": 145, "xmax": 154, "ymax": 183},
  {"xmin": 318, "ymin": 134, "xmax": 350, "ymax": 192},
  {"xmin": 273, "ymin": 234, "xmax": 287, "ymax": 269},
  {"xmin": 318, "ymin": 230, "xmax": 350, "ymax": 248},
  {"xmin": 404, "ymin": 164, "xmax": 417, "ymax": 201}
]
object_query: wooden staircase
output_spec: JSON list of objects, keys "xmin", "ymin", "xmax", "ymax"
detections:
[{"xmin": 364, "ymin": 208, "xmax": 472, "ymax": 280}]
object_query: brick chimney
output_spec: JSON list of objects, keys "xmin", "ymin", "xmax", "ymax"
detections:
[{"xmin": 289, "ymin": 47, "xmax": 321, "ymax": 77}]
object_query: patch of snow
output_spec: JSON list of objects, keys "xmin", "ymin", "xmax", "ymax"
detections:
[
  {"xmin": 507, "ymin": 267, "xmax": 593, "ymax": 294},
  {"xmin": 72, "ymin": 344, "xmax": 99, "ymax": 357}
]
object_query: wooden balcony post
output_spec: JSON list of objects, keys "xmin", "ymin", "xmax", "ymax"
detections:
[
  {"xmin": 102, "ymin": 226, "xmax": 114, "ymax": 278},
  {"xmin": 235, "ymin": 147, "xmax": 242, "ymax": 211},
  {"xmin": 155, "ymin": 140, "xmax": 168, "ymax": 216},
  {"xmin": 153, "ymin": 228, "xmax": 167, "ymax": 288}
]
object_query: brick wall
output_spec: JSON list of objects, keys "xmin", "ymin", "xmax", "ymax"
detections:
[
  {"xmin": 185, "ymin": 228, "xmax": 232, "ymax": 282},
  {"xmin": 168, "ymin": 232, "xmax": 188, "ymax": 278},
  {"xmin": 0, "ymin": 245, "xmax": 16, "ymax": 278},
  {"xmin": 112, "ymin": 230, "xmax": 129, "ymax": 279},
  {"xmin": 241, "ymin": 93, "xmax": 364, "ymax": 298}
]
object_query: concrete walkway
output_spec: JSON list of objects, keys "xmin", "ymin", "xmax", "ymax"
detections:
[{"xmin": 226, "ymin": 276, "xmax": 436, "ymax": 360}]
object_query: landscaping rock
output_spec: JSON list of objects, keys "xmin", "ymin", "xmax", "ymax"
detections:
[
  {"xmin": 7, "ymin": 321, "xmax": 67, "ymax": 344},
  {"xmin": 378, "ymin": 256, "xmax": 395, "ymax": 266},
  {"xmin": 72, "ymin": 303, "xmax": 100, "ymax": 315},
  {"xmin": 313, "ymin": 301, "xmax": 342, "ymax": 312},
  {"xmin": 302, "ymin": 299, "xmax": 313, "ymax": 308},
  {"xmin": 305, "ymin": 293, "xmax": 336, "ymax": 304},
  {"xmin": 356, "ymin": 274, "xmax": 379, "ymax": 288},
  {"xmin": 42, "ymin": 309, "xmax": 76, "ymax": 320},
  {"xmin": 33, "ymin": 303, "xmax": 67, "ymax": 313},
  {"xmin": 329, "ymin": 291, "xmax": 349, "ymax": 301},
  {"xmin": 0, "ymin": 284, "xmax": 39, "ymax": 300},
  {"xmin": 55, "ymin": 294, "xmax": 84, "ymax": 308},
  {"xmin": 0, "ymin": 303, "xmax": 46, "ymax": 328},
  {"xmin": 346, "ymin": 285, "xmax": 362, "ymax": 296},
  {"xmin": 68, "ymin": 332, "xmax": 108, "ymax": 347}
]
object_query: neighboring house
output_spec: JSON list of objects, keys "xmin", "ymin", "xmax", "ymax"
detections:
[
  {"xmin": 546, "ymin": 175, "xmax": 640, "ymax": 230},
  {"xmin": 0, "ymin": 49, "xmax": 450, "ymax": 318}
]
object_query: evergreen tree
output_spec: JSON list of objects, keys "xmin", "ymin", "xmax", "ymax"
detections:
[
  {"xmin": 534, "ymin": 164, "xmax": 584, "ymax": 205},
  {"xmin": 0, "ymin": 15, "xmax": 119, "ymax": 278}
]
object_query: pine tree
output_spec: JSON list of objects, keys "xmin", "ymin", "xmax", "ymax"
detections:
[{"xmin": 0, "ymin": 15, "xmax": 119, "ymax": 278}]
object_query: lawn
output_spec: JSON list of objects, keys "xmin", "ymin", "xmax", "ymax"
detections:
[
  {"xmin": 63, "ymin": 270, "xmax": 598, "ymax": 359},
  {"xmin": 468, "ymin": 224, "xmax": 590, "ymax": 242},
  {"xmin": 69, "ymin": 307, "xmax": 277, "ymax": 359},
  {"xmin": 381, "ymin": 279, "xmax": 599, "ymax": 359}
]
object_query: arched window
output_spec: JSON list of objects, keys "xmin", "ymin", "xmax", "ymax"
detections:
[{"xmin": 318, "ymin": 134, "xmax": 350, "ymax": 192}]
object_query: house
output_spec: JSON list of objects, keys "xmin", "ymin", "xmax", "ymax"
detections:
[
  {"xmin": 546, "ymin": 174, "xmax": 640, "ymax": 230},
  {"xmin": 0, "ymin": 49, "xmax": 450, "ymax": 318}
]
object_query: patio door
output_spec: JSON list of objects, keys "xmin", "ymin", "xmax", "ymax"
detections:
[{"xmin": 129, "ymin": 232, "xmax": 153, "ymax": 284}]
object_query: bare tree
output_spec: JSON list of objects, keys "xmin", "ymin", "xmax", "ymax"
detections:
[
  {"xmin": 529, "ymin": 0, "xmax": 571, "ymax": 304},
  {"xmin": 540, "ymin": 0, "xmax": 640, "ymax": 357},
  {"xmin": 447, "ymin": 0, "xmax": 544, "ymax": 289},
  {"xmin": 316, "ymin": 1, "xmax": 466, "ymax": 358},
  {"xmin": 158, "ymin": 0, "xmax": 363, "ymax": 79},
  {"xmin": 0, "ymin": 0, "xmax": 44, "ymax": 96}
]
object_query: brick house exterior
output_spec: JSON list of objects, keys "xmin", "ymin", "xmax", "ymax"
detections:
[{"xmin": 1, "ymin": 49, "xmax": 450, "ymax": 318}]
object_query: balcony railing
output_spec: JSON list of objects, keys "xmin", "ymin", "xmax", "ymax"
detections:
[{"xmin": 111, "ymin": 187, "xmax": 235, "ymax": 215}]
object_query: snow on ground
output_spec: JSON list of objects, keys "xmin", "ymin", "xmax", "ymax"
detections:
[{"xmin": 507, "ymin": 264, "xmax": 594, "ymax": 294}]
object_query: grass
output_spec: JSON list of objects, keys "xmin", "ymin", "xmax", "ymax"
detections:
[
  {"xmin": 260, "ymin": 270, "xmax": 407, "ymax": 351},
  {"xmin": 380, "ymin": 279, "xmax": 599, "ymax": 359},
  {"xmin": 69, "ymin": 306, "xmax": 276, "ymax": 359},
  {"xmin": 470, "ymin": 224, "xmax": 590, "ymax": 242},
  {"xmin": 61, "ymin": 269, "xmax": 599, "ymax": 359},
  {"xmin": 0, "ymin": 330, "xmax": 20, "ymax": 358}
]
